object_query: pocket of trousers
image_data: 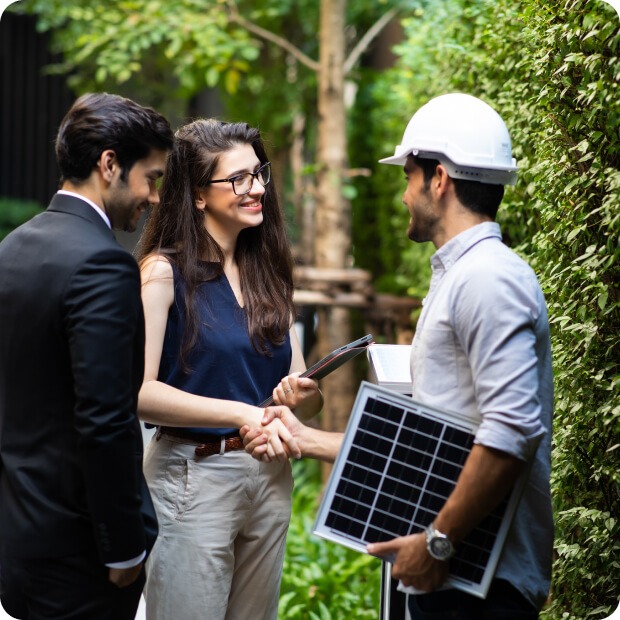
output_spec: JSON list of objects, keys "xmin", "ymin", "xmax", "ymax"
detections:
[
  {"xmin": 172, "ymin": 458, "xmax": 196, "ymax": 520},
  {"xmin": 159, "ymin": 450, "xmax": 197, "ymax": 522}
]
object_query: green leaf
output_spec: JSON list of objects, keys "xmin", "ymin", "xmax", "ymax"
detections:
[
  {"xmin": 95, "ymin": 66, "xmax": 108, "ymax": 82},
  {"xmin": 240, "ymin": 45, "xmax": 260, "ymax": 61},
  {"xmin": 205, "ymin": 67, "xmax": 220, "ymax": 88},
  {"xmin": 342, "ymin": 184, "xmax": 357, "ymax": 200},
  {"xmin": 225, "ymin": 68, "xmax": 240, "ymax": 93}
]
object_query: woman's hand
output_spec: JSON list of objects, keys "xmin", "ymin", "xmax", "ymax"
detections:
[{"xmin": 272, "ymin": 373, "xmax": 322, "ymax": 420}]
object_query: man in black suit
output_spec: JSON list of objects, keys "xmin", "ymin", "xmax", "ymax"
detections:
[{"xmin": 0, "ymin": 93, "xmax": 173, "ymax": 619}]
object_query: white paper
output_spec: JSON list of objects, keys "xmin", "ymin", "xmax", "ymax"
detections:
[{"xmin": 367, "ymin": 344, "xmax": 412, "ymax": 391}]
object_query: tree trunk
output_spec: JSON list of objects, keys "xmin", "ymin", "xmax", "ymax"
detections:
[
  {"xmin": 316, "ymin": 0, "xmax": 348, "ymax": 271},
  {"xmin": 290, "ymin": 111, "xmax": 315, "ymax": 265},
  {"xmin": 315, "ymin": 0, "xmax": 354, "ymax": 476}
]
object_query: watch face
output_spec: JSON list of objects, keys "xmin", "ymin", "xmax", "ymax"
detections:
[{"xmin": 430, "ymin": 536, "xmax": 453, "ymax": 559}]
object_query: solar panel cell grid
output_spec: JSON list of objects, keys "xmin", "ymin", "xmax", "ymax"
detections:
[{"xmin": 314, "ymin": 382, "xmax": 529, "ymax": 599}]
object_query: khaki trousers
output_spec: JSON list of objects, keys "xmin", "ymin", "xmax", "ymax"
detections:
[{"xmin": 143, "ymin": 435, "xmax": 293, "ymax": 620}]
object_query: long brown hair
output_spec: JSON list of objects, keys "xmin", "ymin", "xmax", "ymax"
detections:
[{"xmin": 137, "ymin": 119, "xmax": 295, "ymax": 368}]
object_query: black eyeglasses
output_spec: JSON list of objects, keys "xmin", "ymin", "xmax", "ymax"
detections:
[{"xmin": 207, "ymin": 162, "xmax": 271, "ymax": 196}]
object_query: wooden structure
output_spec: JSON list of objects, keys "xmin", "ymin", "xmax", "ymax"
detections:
[{"xmin": 293, "ymin": 266, "xmax": 421, "ymax": 346}]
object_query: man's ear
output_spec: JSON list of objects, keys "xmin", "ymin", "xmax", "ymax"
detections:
[
  {"xmin": 433, "ymin": 164, "xmax": 452, "ymax": 198},
  {"xmin": 98, "ymin": 150, "xmax": 117, "ymax": 183}
]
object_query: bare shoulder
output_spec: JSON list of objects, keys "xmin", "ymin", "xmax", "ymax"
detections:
[{"xmin": 140, "ymin": 254, "xmax": 174, "ymax": 284}]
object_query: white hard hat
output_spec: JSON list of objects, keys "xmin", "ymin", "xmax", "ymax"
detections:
[{"xmin": 379, "ymin": 93, "xmax": 518, "ymax": 185}]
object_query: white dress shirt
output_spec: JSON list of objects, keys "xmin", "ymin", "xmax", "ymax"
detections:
[{"xmin": 409, "ymin": 221, "xmax": 554, "ymax": 609}]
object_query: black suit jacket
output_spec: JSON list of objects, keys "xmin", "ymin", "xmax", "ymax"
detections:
[{"xmin": 0, "ymin": 193, "xmax": 157, "ymax": 563}]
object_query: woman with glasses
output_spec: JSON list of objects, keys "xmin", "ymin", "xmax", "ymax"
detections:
[{"xmin": 136, "ymin": 119, "xmax": 322, "ymax": 620}]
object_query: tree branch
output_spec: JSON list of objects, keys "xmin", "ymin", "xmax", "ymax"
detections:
[
  {"xmin": 227, "ymin": 8, "xmax": 320, "ymax": 72},
  {"xmin": 344, "ymin": 7, "xmax": 399, "ymax": 75},
  {"xmin": 226, "ymin": 3, "xmax": 400, "ymax": 77}
]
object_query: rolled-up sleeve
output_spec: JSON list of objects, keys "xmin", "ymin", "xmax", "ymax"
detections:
[{"xmin": 452, "ymin": 261, "xmax": 546, "ymax": 462}]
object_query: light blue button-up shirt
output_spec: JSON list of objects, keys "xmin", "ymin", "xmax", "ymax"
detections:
[{"xmin": 410, "ymin": 221, "xmax": 553, "ymax": 609}]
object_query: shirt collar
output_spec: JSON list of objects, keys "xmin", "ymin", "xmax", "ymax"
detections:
[
  {"xmin": 431, "ymin": 221, "xmax": 502, "ymax": 272},
  {"xmin": 56, "ymin": 190, "xmax": 111, "ymax": 229}
]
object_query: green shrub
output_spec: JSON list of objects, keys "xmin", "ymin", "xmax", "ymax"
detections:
[
  {"xmin": 280, "ymin": 459, "xmax": 381, "ymax": 619},
  {"xmin": 360, "ymin": 1, "xmax": 619, "ymax": 617}
]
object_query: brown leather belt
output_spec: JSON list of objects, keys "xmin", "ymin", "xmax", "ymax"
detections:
[{"xmin": 158, "ymin": 427, "xmax": 243, "ymax": 458}]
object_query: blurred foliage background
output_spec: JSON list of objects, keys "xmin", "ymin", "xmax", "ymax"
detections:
[
  {"xmin": 0, "ymin": 198, "xmax": 43, "ymax": 241},
  {"xmin": 3, "ymin": 0, "xmax": 619, "ymax": 617}
]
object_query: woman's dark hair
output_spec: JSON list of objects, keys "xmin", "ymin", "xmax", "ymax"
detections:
[
  {"xmin": 137, "ymin": 119, "xmax": 295, "ymax": 368},
  {"xmin": 413, "ymin": 156, "xmax": 505, "ymax": 219},
  {"xmin": 55, "ymin": 92, "xmax": 173, "ymax": 184}
]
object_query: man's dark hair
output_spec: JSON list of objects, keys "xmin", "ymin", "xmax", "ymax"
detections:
[
  {"xmin": 55, "ymin": 93, "xmax": 173, "ymax": 185},
  {"xmin": 414, "ymin": 156, "xmax": 505, "ymax": 220}
]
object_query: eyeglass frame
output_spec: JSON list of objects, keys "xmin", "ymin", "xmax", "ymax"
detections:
[{"xmin": 206, "ymin": 161, "xmax": 271, "ymax": 196}]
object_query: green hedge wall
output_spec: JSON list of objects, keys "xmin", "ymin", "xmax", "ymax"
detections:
[{"xmin": 350, "ymin": 1, "xmax": 619, "ymax": 617}]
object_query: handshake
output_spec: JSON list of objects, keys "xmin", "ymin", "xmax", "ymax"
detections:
[
  {"xmin": 240, "ymin": 373, "xmax": 340, "ymax": 464},
  {"xmin": 240, "ymin": 406, "xmax": 304, "ymax": 462}
]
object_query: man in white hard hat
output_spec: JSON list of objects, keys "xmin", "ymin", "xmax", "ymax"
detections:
[
  {"xmin": 368, "ymin": 92, "xmax": 553, "ymax": 619},
  {"xmin": 241, "ymin": 93, "xmax": 553, "ymax": 619}
]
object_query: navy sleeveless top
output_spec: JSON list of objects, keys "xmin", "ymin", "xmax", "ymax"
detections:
[{"xmin": 158, "ymin": 264, "xmax": 292, "ymax": 436}]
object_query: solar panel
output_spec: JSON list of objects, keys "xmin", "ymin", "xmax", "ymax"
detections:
[{"xmin": 314, "ymin": 381, "xmax": 529, "ymax": 599}]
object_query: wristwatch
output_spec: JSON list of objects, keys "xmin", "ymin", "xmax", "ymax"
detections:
[{"xmin": 424, "ymin": 523, "xmax": 455, "ymax": 561}]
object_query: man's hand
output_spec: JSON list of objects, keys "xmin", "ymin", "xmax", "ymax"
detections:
[
  {"xmin": 241, "ymin": 407, "xmax": 342, "ymax": 464},
  {"xmin": 108, "ymin": 564, "xmax": 143, "ymax": 588},
  {"xmin": 367, "ymin": 533, "xmax": 449, "ymax": 592}
]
